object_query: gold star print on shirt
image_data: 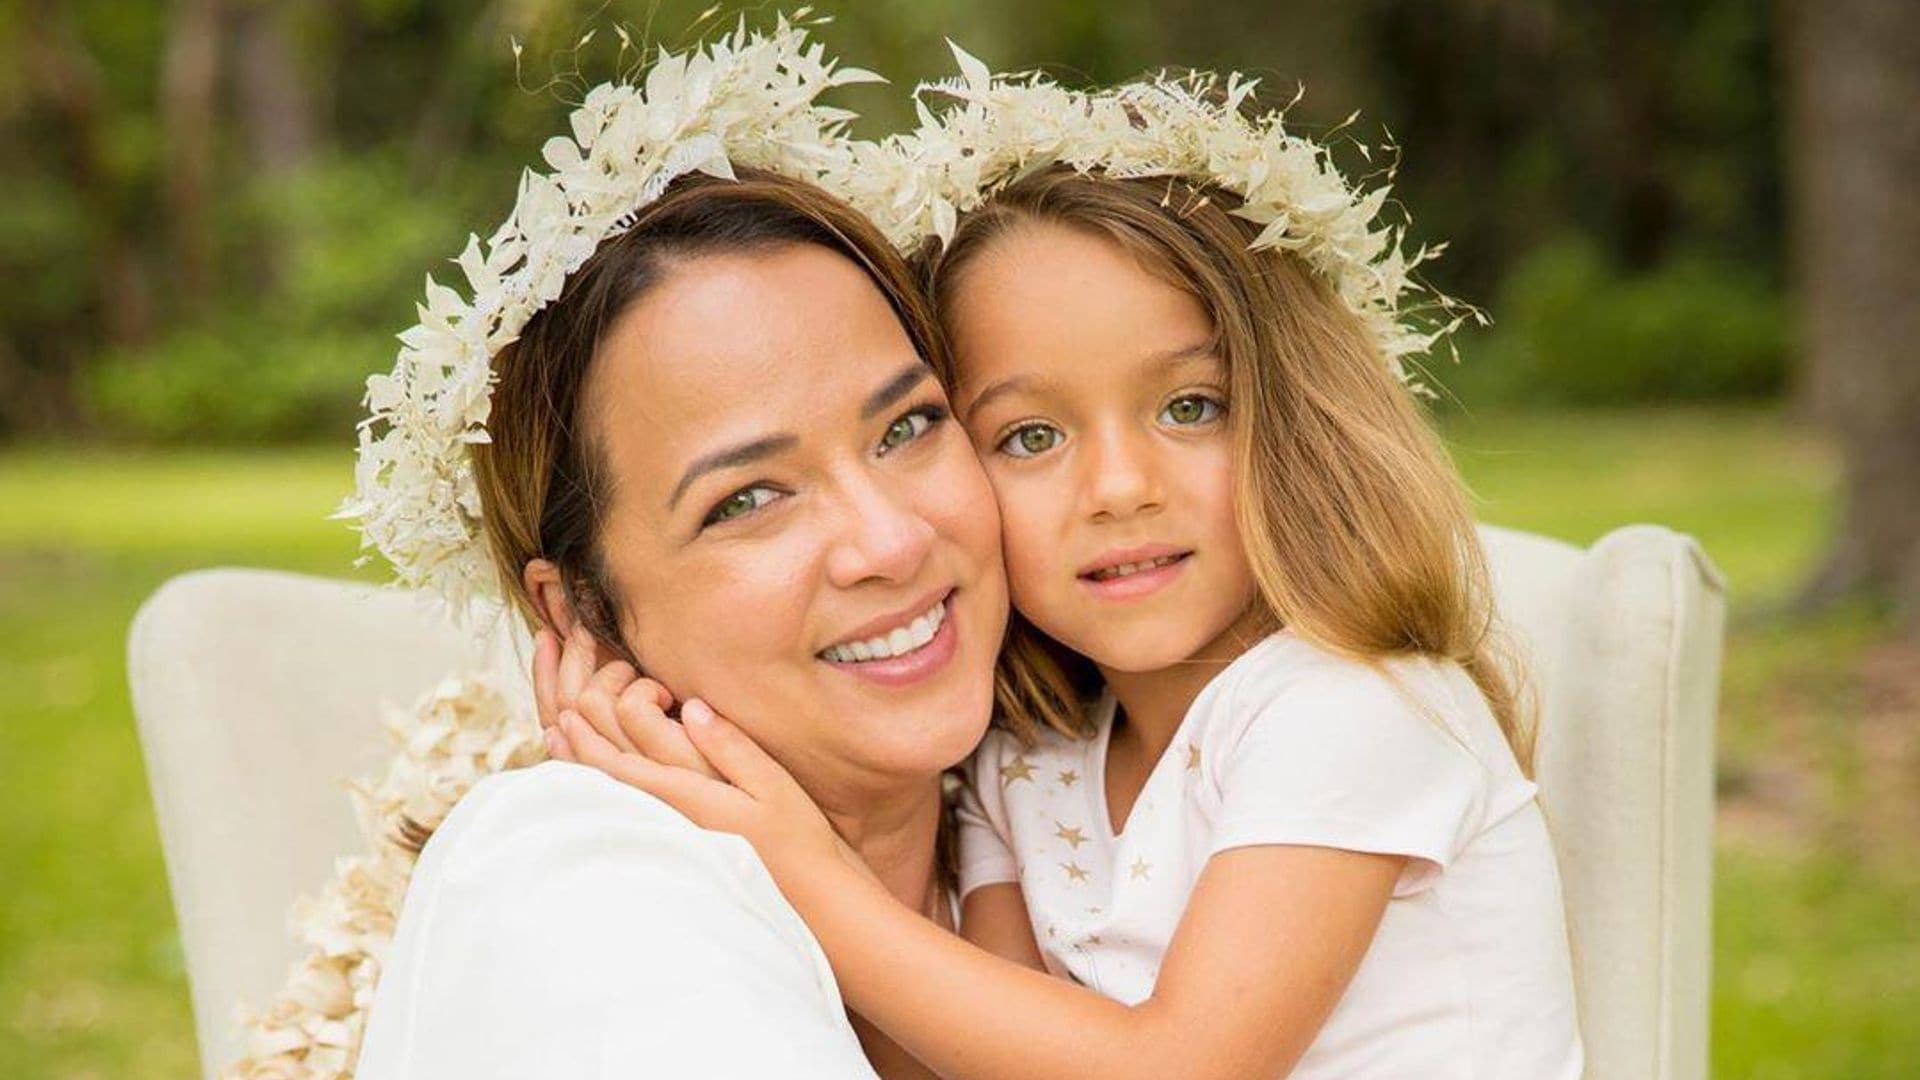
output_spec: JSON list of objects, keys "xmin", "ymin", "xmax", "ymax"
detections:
[{"xmin": 1000, "ymin": 755, "xmax": 1036, "ymax": 787}]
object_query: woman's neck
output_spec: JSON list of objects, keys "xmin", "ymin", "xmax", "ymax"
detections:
[{"xmin": 816, "ymin": 776, "xmax": 947, "ymax": 917}]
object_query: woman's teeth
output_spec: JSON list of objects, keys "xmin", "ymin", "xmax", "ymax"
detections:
[
  {"xmin": 1087, "ymin": 553, "xmax": 1184, "ymax": 581},
  {"xmin": 820, "ymin": 599, "xmax": 946, "ymax": 664}
]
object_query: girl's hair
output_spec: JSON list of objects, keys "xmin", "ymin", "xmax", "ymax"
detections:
[
  {"xmin": 470, "ymin": 167, "xmax": 948, "ymax": 658},
  {"xmin": 919, "ymin": 166, "xmax": 1535, "ymax": 774}
]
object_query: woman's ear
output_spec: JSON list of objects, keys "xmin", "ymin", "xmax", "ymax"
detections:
[{"xmin": 522, "ymin": 558, "xmax": 578, "ymax": 638}]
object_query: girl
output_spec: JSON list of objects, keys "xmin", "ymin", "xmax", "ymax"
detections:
[{"xmin": 549, "ymin": 81, "xmax": 1582, "ymax": 1079}]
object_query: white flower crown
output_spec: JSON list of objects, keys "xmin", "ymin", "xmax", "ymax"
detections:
[
  {"xmin": 339, "ymin": 32, "xmax": 1469, "ymax": 615},
  {"xmin": 333, "ymin": 16, "xmax": 881, "ymax": 615},
  {"xmin": 849, "ymin": 44, "xmax": 1476, "ymax": 380}
]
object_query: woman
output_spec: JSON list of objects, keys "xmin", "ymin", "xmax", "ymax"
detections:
[{"xmin": 352, "ymin": 162, "xmax": 1009, "ymax": 1078}]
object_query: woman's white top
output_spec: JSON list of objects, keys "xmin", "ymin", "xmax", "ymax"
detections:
[
  {"xmin": 956, "ymin": 632, "xmax": 1584, "ymax": 1079},
  {"xmin": 355, "ymin": 760, "xmax": 878, "ymax": 1079}
]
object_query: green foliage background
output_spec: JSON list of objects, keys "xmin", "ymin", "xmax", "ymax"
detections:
[{"xmin": 0, "ymin": 0, "xmax": 1786, "ymax": 442}]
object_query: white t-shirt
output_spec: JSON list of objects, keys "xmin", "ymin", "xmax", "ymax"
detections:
[
  {"xmin": 955, "ymin": 632, "xmax": 1583, "ymax": 1079},
  {"xmin": 356, "ymin": 760, "xmax": 878, "ymax": 1079}
]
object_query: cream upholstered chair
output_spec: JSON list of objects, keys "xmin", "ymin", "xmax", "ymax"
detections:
[{"xmin": 128, "ymin": 523, "xmax": 1724, "ymax": 1080}]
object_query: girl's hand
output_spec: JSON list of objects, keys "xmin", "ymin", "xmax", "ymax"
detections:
[
  {"xmin": 531, "ymin": 625, "xmax": 721, "ymax": 781},
  {"xmin": 555, "ymin": 694, "xmax": 858, "ymax": 891}
]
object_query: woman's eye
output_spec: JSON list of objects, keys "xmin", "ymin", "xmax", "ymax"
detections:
[
  {"xmin": 1160, "ymin": 395, "xmax": 1223, "ymax": 426},
  {"xmin": 702, "ymin": 485, "xmax": 780, "ymax": 527},
  {"xmin": 878, "ymin": 405, "xmax": 946, "ymax": 455},
  {"xmin": 998, "ymin": 422, "xmax": 1064, "ymax": 459}
]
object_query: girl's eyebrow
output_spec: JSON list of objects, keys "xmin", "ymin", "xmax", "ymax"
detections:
[
  {"xmin": 1147, "ymin": 339, "xmax": 1222, "ymax": 369},
  {"xmin": 963, "ymin": 338, "xmax": 1218, "ymax": 422},
  {"xmin": 959, "ymin": 374, "xmax": 1042, "ymax": 423}
]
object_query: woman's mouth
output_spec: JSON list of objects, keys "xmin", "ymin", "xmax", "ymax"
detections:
[
  {"xmin": 817, "ymin": 591, "xmax": 960, "ymax": 687},
  {"xmin": 1078, "ymin": 549, "xmax": 1192, "ymax": 601}
]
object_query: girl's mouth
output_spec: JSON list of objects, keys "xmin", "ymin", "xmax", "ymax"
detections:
[{"xmin": 1077, "ymin": 550, "xmax": 1192, "ymax": 601}]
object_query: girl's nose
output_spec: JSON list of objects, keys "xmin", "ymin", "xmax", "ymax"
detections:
[{"xmin": 1080, "ymin": 423, "xmax": 1165, "ymax": 523}]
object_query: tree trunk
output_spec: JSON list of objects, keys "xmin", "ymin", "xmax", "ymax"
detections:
[
  {"xmin": 1786, "ymin": 0, "xmax": 1920, "ymax": 625},
  {"xmin": 233, "ymin": 0, "xmax": 317, "ymax": 176},
  {"xmin": 163, "ymin": 0, "xmax": 224, "ymax": 315},
  {"xmin": 232, "ymin": 0, "xmax": 320, "ymax": 291},
  {"xmin": 25, "ymin": 0, "xmax": 155, "ymax": 350}
]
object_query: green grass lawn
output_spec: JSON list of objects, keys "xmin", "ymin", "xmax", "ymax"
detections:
[{"xmin": 3, "ymin": 408, "xmax": 1914, "ymax": 1078}]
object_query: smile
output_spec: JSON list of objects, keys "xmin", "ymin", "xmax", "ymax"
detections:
[
  {"xmin": 818, "ymin": 591, "xmax": 952, "ymax": 664},
  {"xmin": 1077, "ymin": 546, "xmax": 1193, "ymax": 601},
  {"xmin": 1084, "ymin": 553, "xmax": 1187, "ymax": 581}
]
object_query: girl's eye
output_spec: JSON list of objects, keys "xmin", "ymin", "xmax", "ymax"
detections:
[
  {"xmin": 878, "ymin": 405, "xmax": 947, "ymax": 455},
  {"xmin": 998, "ymin": 422, "xmax": 1064, "ymax": 459},
  {"xmin": 1160, "ymin": 395, "xmax": 1223, "ymax": 426},
  {"xmin": 702, "ymin": 485, "xmax": 781, "ymax": 527}
]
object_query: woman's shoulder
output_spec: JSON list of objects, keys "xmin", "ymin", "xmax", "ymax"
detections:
[
  {"xmin": 362, "ymin": 767, "xmax": 871, "ymax": 1078},
  {"xmin": 415, "ymin": 759, "xmax": 771, "ymax": 906}
]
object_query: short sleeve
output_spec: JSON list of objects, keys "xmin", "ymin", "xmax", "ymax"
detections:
[
  {"xmin": 953, "ymin": 736, "xmax": 1021, "ymax": 899},
  {"xmin": 1208, "ymin": 663, "xmax": 1491, "ymax": 896},
  {"xmin": 355, "ymin": 761, "xmax": 878, "ymax": 1080}
]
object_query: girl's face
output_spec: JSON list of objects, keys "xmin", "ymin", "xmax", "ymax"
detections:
[
  {"xmin": 946, "ymin": 221, "xmax": 1259, "ymax": 675},
  {"xmin": 585, "ymin": 243, "xmax": 1008, "ymax": 802}
]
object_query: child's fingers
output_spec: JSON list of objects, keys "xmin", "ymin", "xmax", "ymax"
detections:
[
  {"xmin": 626, "ymin": 676, "xmax": 675, "ymax": 714},
  {"xmin": 559, "ymin": 710, "xmax": 743, "ymax": 832},
  {"xmin": 615, "ymin": 684, "xmax": 716, "ymax": 779},
  {"xmin": 575, "ymin": 675, "xmax": 639, "ymax": 755},
  {"xmin": 557, "ymin": 625, "xmax": 596, "ymax": 713},
  {"xmin": 543, "ymin": 724, "xmax": 576, "ymax": 762},
  {"xmin": 681, "ymin": 700, "xmax": 801, "ymax": 802},
  {"xmin": 532, "ymin": 627, "xmax": 562, "ymax": 731}
]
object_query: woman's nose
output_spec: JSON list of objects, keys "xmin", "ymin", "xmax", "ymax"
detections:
[
  {"xmin": 1080, "ymin": 423, "xmax": 1165, "ymax": 523},
  {"xmin": 823, "ymin": 473, "xmax": 937, "ymax": 588}
]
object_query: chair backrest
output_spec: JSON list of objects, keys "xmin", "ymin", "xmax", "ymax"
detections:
[
  {"xmin": 1482, "ymin": 524, "xmax": 1723, "ymax": 1080},
  {"xmin": 127, "ymin": 569, "xmax": 525, "ymax": 1076},
  {"xmin": 129, "ymin": 524, "xmax": 1723, "ymax": 1080}
]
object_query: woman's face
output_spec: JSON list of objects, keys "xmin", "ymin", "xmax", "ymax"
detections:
[{"xmin": 583, "ymin": 243, "xmax": 1007, "ymax": 803}]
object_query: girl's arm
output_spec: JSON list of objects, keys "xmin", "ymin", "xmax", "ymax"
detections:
[
  {"xmin": 958, "ymin": 883, "xmax": 1047, "ymax": 970},
  {"xmin": 556, "ymin": 704, "xmax": 1400, "ymax": 1080}
]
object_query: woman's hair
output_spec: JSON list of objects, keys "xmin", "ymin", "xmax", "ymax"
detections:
[
  {"xmin": 918, "ymin": 165, "xmax": 1535, "ymax": 774},
  {"xmin": 470, "ymin": 167, "xmax": 948, "ymax": 660}
]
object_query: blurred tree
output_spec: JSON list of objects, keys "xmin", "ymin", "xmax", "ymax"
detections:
[
  {"xmin": 1786, "ymin": 0, "xmax": 1920, "ymax": 624},
  {"xmin": 163, "ymin": 0, "xmax": 221, "ymax": 314}
]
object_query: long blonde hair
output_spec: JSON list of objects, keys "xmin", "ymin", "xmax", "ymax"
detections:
[{"xmin": 921, "ymin": 166, "xmax": 1534, "ymax": 774}]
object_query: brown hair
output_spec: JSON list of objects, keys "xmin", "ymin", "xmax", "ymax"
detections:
[
  {"xmin": 470, "ymin": 167, "xmax": 948, "ymax": 658},
  {"xmin": 920, "ymin": 166, "xmax": 1534, "ymax": 774}
]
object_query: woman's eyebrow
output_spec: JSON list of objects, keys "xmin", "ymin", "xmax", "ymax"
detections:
[
  {"xmin": 860, "ymin": 363, "xmax": 933, "ymax": 419},
  {"xmin": 667, "ymin": 433, "xmax": 799, "ymax": 510}
]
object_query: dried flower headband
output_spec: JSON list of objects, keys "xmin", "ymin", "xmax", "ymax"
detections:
[{"xmin": 339, "ymin": 32, "xmax": 1470, "ymax": 617}]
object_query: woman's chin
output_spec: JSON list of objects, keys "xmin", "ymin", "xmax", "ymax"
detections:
[{"xmin": 836, "ymin": 685, "xmax": 996, "ymax": 778}]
